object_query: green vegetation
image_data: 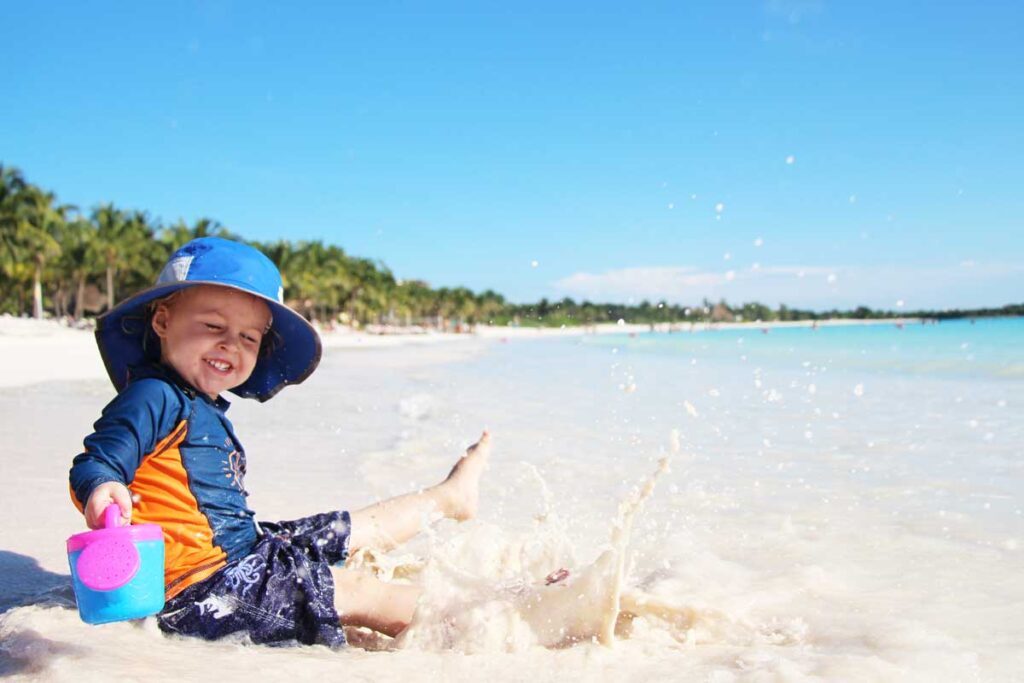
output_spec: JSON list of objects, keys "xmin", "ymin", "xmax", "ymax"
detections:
[
  {"xmin": 1, "ymin": 164, "xmax": 1020, "ymax": 329},
  {"xmin": 0, "ymin": 164, "xmax": 507, "ymax": 328}
]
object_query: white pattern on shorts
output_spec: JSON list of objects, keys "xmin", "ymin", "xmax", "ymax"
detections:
[
  {"xmin": 196, "ymin": 594, "xmax": 235, "ymax": 619},
  {"xmin": 222, "ymin": 555, "xmax": 265, "ymax": 596}
]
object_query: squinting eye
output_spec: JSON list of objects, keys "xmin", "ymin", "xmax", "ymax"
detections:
[
  {"xmin": 241, "ymin": 334, "xmax": 259, "ymax": 345},
  {"xmin": 205, "ymin": 323, "xmax": 222, "ymax": 331}
]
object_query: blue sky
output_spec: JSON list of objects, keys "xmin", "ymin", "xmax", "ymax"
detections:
[{"xmin": 2, "ymin": 1, "xmax": 1022, "ymax": 309}]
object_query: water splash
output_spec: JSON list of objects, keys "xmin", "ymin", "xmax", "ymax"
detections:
[{"xmin": 347, "ymin": 437, "xmax": 712, "ymax": 653}]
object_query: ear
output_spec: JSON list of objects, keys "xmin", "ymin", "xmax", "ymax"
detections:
[{"xmin": 151, "ymin": 304, "xmax": 171, "ymax": 339}]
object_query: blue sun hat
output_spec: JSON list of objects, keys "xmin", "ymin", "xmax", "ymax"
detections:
[{"xmin": 96, "ymin": 237, "xmax": 321, "ymax": 401}]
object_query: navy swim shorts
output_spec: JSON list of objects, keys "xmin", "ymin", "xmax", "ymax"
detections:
[{"xmin": 157, "ymin": 510, "xmax": 351, "ymax": 647}]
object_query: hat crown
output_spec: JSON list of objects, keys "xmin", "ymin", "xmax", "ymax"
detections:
[{"xmin": 157, "ymin": 237, "xmax": 284, "ymax": 304}]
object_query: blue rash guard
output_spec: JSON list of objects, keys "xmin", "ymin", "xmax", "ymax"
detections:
[{"xmin": 69, "ymin": 364, "xmax": 259, "ymax": 597}]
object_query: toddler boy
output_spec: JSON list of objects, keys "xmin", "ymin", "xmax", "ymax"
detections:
[{"xmin": 70, "ymin": 237, "xmax": 489, "ymax": 646}]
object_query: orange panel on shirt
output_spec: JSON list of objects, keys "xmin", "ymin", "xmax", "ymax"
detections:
[{"xmin": 129, "ymin": 419, "xmax": 227, "ymax": 599}]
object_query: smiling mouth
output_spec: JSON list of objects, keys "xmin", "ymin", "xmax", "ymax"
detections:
[{"xmin": 205, "ymin": 358, "xmax": 233, "ymax": 373}]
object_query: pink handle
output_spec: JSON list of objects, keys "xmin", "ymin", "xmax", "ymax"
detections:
[{"xmin": 103, "ymin": 503, "xmax": 124, "ymax": 529}]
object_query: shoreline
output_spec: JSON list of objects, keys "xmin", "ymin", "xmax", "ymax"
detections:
[
  {"xmin": 0, "ymin": 314, "xmax": 922, "ymax": 390},
  {"xmin": 472, "ymin": 317, "xmax": 922, "ymax": 338}
]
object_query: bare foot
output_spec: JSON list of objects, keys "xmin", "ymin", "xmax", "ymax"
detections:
[{"xmin": 439, "ymin": 431, "xmax": 491, "ymax": 521}]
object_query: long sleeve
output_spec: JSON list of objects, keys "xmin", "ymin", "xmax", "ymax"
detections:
[{"xmin": 70, "ymin": 378, "xmax": 186, "ymax": 510}]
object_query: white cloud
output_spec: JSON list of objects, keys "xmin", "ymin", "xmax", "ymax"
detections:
[{"xmin": 551, "ymin": 262, "xmax": 1024, "ymax": 309}]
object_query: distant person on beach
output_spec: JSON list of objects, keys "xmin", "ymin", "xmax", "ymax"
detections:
[{"xmin": 68, "ymin": 237, "xmax": 491, "ymax": 646}]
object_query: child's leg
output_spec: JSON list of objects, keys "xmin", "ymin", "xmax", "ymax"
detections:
[
  {"xmin": 332, "ymin": 549, "xmax": 623, "ymax": 644},
  {"xmin": 331, "ymin": 566, "xmax": 421, "ymax": 637},
  {"xmin": 348, "ymin": 431, "xmax": 490, "ymax": 554}
]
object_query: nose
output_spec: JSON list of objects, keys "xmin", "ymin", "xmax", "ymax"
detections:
[{"xmin": 216, "ymin": 330, "xmax": 238, "ymax": 351}]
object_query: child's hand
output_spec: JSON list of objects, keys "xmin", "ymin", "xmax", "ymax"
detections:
[{"xmin": 84, "ymin": 481, "xmax": 134, "ymax": 529}]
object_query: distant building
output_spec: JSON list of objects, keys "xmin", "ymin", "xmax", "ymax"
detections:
[{"xmin": 710, "ymin": 303, "xmax": 735, "ymax": 322}]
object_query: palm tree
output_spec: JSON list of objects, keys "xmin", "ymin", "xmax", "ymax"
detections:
[
  {"xmin": 89, "ymin": 203, "xmax": 126, "ymax": 310},
  {"xmin": 342, "ymin": 256, "xmax": 396, "ymax": 325},
  {"xmin": 388, "ymin": 279, "xmax": 435, "ymax": 325},
  {"xmin": 88, "ymin": 204, "xmax": 157, "ymax": 310},
  {"xmin": 432, "ymin": 287, "xmax": 460, "ymax": 330},
  {"xmin": 122, "ymin": 210, "xmax": 164, "ymax": 294},
  {"xmin": 475, "ymin": 289, "xmax": 507, "ymax": 325},
  {"xmin": 23, "ymin": 185, "xmax": 65, "ymax": 318},
  {"xmin": 46, "ymin": 209, "xmax": 80, "ymax": 318},
  {"xmin": 0, "ymin": 169, "xmax": 64, "ymax": 318},
  {"xmin": 282, "ymin": 240, "xmax": 338, "ymax": 320},
  {"xmin": 447, "ymin": 287, "xmax": 477, "ymax": 328},
  {"xmin": 0, "ymin": 165, "xmax": 27, "ymax": 276},
  {"xmin": 58, "ymin": 213, "xmax": 101, "ymax": 319}
]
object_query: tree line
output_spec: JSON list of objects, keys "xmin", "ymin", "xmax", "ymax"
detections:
[
  {"xmin": 0, "ymin": 164, "xmax": 509, "ymax": 328},
  {"xmin": 2, "ymin": 164, "xmax": 1019, "ymax": 329}
]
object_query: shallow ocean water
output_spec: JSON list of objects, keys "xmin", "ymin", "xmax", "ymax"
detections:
[{"xmin": 1, "ymin": 319, "xmax": 1021, "ymax": 681}]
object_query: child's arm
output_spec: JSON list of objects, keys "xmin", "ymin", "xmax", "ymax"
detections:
[{"xmin": 70, "ymin": 378, "xmax": 185, "ymax": 529}]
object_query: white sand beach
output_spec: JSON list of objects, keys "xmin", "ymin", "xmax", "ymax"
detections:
[{"xmin": 1, "ymin": 315, "xmax": 1021, "ymax": 681}]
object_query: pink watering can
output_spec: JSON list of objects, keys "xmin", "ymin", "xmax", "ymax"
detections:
[{"xmin": 66, "ymin": 504, "xmax": 165, "ymax": 624}]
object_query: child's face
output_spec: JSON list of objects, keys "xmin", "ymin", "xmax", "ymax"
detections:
[{"xmin": 151, "ymin": 285, "xmax": 272, "ymax": 400}]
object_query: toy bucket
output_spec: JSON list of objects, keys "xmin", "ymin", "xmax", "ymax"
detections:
[{"xmin": 66, "ymin": 504, "xmax": 165, "ymax": 624}]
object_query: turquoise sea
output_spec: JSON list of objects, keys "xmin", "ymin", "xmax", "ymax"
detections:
[{"xmin": 582, "ymin": 317, "xmax": 1024, "ymax": 381}]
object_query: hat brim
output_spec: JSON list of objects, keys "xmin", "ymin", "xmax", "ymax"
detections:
[{"xmin": 96, "ymin": 281, "xmax": 322, "ymax": 402}]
